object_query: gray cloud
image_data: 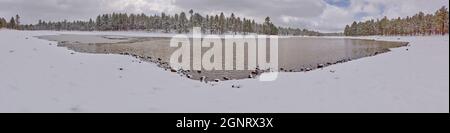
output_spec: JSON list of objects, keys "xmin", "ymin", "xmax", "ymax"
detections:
[
  {"xmin": 175, "ymin": 0, "xmax": 326, "ymax": 18},
  {"xmin": 0, "ymin": 0, "xmax": 448, "ymax": 32},
  {"xmin": 173, "ymin": 0, "xmax": 327, "ymax": 30},
  {"xmin": 0, "ymin": 0, "xmax": 103, "ymax": 22}
]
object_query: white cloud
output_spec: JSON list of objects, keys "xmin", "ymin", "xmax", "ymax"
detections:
[
  {"xmin": 312, "ymin": 0, "xmax": 449, "ymax": 32},
  {"xmin": 106, "ymin": 0, "xmax": 179, "ymax": 14}
]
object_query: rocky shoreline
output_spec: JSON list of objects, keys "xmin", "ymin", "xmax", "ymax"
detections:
[{"xmin": 38, "ymin": 34, "xmax": 409, "ymax": 83}]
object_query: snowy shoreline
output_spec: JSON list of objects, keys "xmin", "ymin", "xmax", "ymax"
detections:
[
  {"xmin": 35, "ymin": 33, "xmax": 408, "ymax": 82},
  {"xmin": 1, "ymin": 29, "xmax": 448, "ymax": 113}
]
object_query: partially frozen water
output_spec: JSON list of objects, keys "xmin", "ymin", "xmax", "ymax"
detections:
[
  {"xmin": 37, "ymin": 35, "xmax": 408, "ymax": 81},
  {"xmin": 38, "ymin": 34, "xmax": 134, "ymax": 44}
]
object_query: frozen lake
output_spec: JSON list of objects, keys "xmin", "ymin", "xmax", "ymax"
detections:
[
  {"xmin": 1, "ymin": 30, "xmax": 447, "ymax": 113},
  {"xmin": 37, "ymin": 34, "xmax": 408, "ymax": 81}
]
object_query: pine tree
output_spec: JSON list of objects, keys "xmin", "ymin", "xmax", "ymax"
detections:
[
  {"xmin": 19, "ymin": 10, "xmax": 320, "ymax": 35},
  {"xmin": 189, "ymin": 9, "xmax": 194, "ymax": 28},
  {"xmin": 263, "ymin": 17, "xmax": 271, "ymax": 34},
  {"xmin": 349, "ymin": 21, "xmax": 357, "ymax": 36},
  {"xmin": 435, "ymin": 6, "xmax": 449, "ymax": 35},
  {"xmin": 0, "ymin": 17, "xmax": 7, "ymax": 28},
  {"xmin": 209, "ymin": 15, "xmax": 215, "ymax": 34},
  {"xmin": 8, "ymin": 17, "xmax": 16, "ymax": 29},
  {"xmin": 88, "ymin": 18, "xmax": 95, "ymax": 31},
  {"xmin": 179, "ymin": 12, "xmax": 188, "ymax": 33},
  {"xmin": 95, "ymin": 15, "xmax": 101, "ymax": 30},
  {"xmin": 161, "ymin": 12, "xmax": 171, "ymax": 33},
  {"xmin": 345, "ymin": 6, "xmax": 449, "ymax": 36},
  {"xmin": 379, "ymin": 17, "xmax": 388, "ymax": 35},
  {"xmin": 15, "ymin": 14, "xmax": 20, "ymax": 29},
  {"xmin": 219, "ymin": 12, "xmax": 225, "ymax": 34},
  {"xmin": 230, "ymin": 13, "xmax": 237, "ymax": 34},
  {"xmin": 262, "ymin": 17, "xmax": 278, "ymax": 35},
  {"xmin": 344, "ymin": 25, "xmax": 350, "ymax": 36}
]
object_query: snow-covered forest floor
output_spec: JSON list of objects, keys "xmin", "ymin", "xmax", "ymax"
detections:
[{"xmin": 0, "ymin": 29, "xmax": 448, "ymax": 113}]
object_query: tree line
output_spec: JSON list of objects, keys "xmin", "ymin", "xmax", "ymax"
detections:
[
  {"xmin": 278, "ymin": 27, "xmax": 326, "ymax": 36},
  {"xmin": 344, "ymin": 6, "xmax": 449, "ymax": 36},
  {"xmin": 9, "ymin": 10, "xmax": 279, "ymax": 35},
  {"xmin": 1, "ymin": 10, "xmax": 327, "ymax": 36},
  {"xmin": 0, "ymin": 14, "xmax": 20, "ymax": 30}
]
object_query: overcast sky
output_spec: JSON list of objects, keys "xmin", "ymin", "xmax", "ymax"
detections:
[{"xmin": 0, "ymin": 0, "xmax": 448, "ymax": 32}]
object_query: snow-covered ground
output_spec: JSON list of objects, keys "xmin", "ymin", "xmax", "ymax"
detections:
[{"xmin": 0, "ymin": 29, "xmax": 448, "ymax": 113}]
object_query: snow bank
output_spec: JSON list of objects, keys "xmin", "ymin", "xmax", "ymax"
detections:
[{"xmin": 0, "ymin": 29, "xmax": 448, "ymax": 113}]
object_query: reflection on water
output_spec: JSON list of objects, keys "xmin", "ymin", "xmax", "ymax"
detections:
[
  {"xmin": 37, "ymin": 35, "xmax": 408, "ymax": 81},
  {"xmin": 279, "ymin": 38, "xmax": 406, "ymax": 70}
]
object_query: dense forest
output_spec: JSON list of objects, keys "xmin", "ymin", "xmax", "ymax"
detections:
[
  {"xmin": 0, "ymin": 14, "xmax": 20, "ymax": 30},
  {"xmin": 345, "ymin": 6, "xmax": 449, "ymax": 36},
  {"xmin": 1, "ymin": 10, "xmax": 325, "ymax": 36},
  {"xmin": 4, "ymin": 7, "xmax": 448, "ymax": 36}
]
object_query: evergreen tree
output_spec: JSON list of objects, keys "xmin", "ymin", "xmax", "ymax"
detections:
[
  {"xmin": 261, "ymin": 17, "xmax": 278, "ymax": 35},
  {"xmin": 189, "ymin": 9, "xmax": 194, "ymax": 28},
  {"xmin": 219, "ymin": 12, "xmax": 225, "ymax": 34},
  {"xmin": 435, "ymin": 6, "xmax": 449, "ymax": 35},
  {"xmin": 19, "ymin": 10, "xmax": 317, "ymax": 35},
  {"xmin": 0, "ymin": 17, "xmax": 7, "ymax": 28},
  {"xmin": 8, "ymin": 17, "xmax": 16, "ymax": 29},
  {"xmin": 230, "ymin": 13, "xmax": 237, "ymax": 34},
  {"xmin": 15, "ymin": 14, "xmax": 20, "ymax": 29},
  {"xmin": 179, "ymin": 12, "xmax": 188, "ymax": 33},
  {"xmin": 344, "ymin": 25, "xmax": 350, "ymax": 36},
  {"xmin": 345, "ymin": 6, "xmax": 449, "ymax": 36}
]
